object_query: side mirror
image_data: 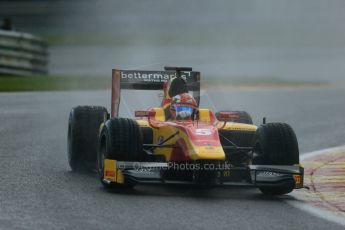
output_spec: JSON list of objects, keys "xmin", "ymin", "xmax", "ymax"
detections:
[
  {"xmin": 135, "ymin": 110, "xmax": 159, "ymax": 129},
  {"xmin": 135, "ymin": 110, "xmax": 156, "ymax": 118},
  {"xmin": 217, "ymin": 111, "xmax": 239, "ymax": 122}
]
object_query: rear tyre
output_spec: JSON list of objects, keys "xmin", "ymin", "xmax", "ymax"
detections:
[
  {"xmin": 253, "ymin": 123, "xmax": 299, "ymax": 195},
  {"xmin": 68, "ymin": 106, "xmax": 108, "ymax": 172},
  {"xmin": 97, "ymin": 118, "xmax": 143, "ymax": 188},
  {"xmin": 101, "ymin": 118, "xmax": 143, "ymax": 161},
  {"xmin": 216, "ymin": 111, "xmax": 253, "ymax": 124}
]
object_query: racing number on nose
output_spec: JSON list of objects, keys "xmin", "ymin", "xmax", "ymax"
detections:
[{"xmin": 195, "ymin": 129, "xmax": 212, "ymax": 135}]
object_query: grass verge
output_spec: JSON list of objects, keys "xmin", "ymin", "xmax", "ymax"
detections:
[
  {"xmin": 0, "ymin": 75, "xmax": 330, "ymax": 92},
  {"xmin": 0, "ymin": 75, "xmax": 110, "ymax": 92}
]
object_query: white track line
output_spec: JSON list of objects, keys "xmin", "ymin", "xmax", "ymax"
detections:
[
  {"xmin": 285, "ymin": 145, "xmax": 345, "ymax": 226},
  {"xmin": 300, "ymin": 145, "xmax": 345, "ymax": 161},
  {"xmin": 286, "ymin": 200, "xmax": 345, "ymax": 226}
]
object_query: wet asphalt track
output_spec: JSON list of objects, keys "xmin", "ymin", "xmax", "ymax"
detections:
[{"xmin": 1, "ymin": 87, "xmax": 345, "ymax": 230}]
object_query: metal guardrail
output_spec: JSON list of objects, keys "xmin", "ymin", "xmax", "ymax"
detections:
[{"xmin": 0, "ymin": 29, "xmax": 48, "ymax": 76}]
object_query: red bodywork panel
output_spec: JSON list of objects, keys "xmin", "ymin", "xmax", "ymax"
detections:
[{"xmin": 169, "ymin": 122, "xmax": 222, "ymax": 161}]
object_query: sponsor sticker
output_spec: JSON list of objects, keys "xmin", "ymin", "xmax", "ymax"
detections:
[
  {"xmin": 120, "ymin": 71, "xmax": 196, "ymax": 83},
  {"xmin": 105, "ymin": 170, "xmax": 115, "ymax": 177},
  {"xmin": 195, "ymin": 128, "xmax": 212, "ymax": 135}
]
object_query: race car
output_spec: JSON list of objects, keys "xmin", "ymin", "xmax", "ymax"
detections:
[{"xmin": 67, "ymin": 67, "xmax": 303, "ymax": 195}]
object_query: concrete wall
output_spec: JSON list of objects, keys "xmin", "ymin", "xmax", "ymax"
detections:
[{"xmin": 0, "ymin": 29, "xmax": 48, "ymax": 76}]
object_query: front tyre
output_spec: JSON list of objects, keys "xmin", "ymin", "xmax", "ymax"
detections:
[
  {"xmin": 253, "ymin": 123, "xmax": 299, "ymax": 195},
  {"xmin": 97, "ymin": 118, "xmax": 143, "ymax": 188}
]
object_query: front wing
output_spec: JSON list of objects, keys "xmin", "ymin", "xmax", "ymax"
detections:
[{"xmin": 103, "ymin": 159, "xmax": 304, "ymax": 189}]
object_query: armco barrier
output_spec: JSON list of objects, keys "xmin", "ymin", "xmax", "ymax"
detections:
[{"xmin": 0, "ymin": 29, "xmax": 48, "ymax": 76}]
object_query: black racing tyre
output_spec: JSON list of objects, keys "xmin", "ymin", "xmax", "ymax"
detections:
[
  {"xmin": 68, "ymin": 106, "xmax": 109, "ymax": 172},
  {"xmin": 216, "ymin": 111, "xmax": 253, "ymax": 124},
  {"xmin": 253, "ymin": 123, "xmax": 299, "ymax": 195},
  {"xmin": 97, "ymin": 118, "xmax": 143, "ymax": 188},
  {"xmin": 100, "ymin": 118, "xmax": 143, "ymax": 161},
  {"xmin": 219, "ymin": 130, "xmax": 256, "ymax": 148},
  {"xmin": 141, "ymin": 127, "xmax": 153, "ymax": 145}
]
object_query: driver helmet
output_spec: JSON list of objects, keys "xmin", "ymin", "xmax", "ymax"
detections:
[{"xmin": 170, "ymin": 93, "xmax": 197, "ymax": 120}]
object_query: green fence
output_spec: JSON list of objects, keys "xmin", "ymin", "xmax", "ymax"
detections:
[{"xmin": 0, "ymin": 30, "xmax": 48, "ymax": 76}]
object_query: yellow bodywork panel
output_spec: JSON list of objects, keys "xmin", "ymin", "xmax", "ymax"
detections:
[
  {"xmin": 198, "ymin": 109, "xmax": 211, "ymax": 122},
  {"xmin": 152, "ymin": 125, "xmax": 179, "ymax": 160},
  {"xmin": 152, "ymin": 108, "xmax": 165, "ymax": 121},
  {"xmin": 217, "ymin": 122, "xmax": 257, "ymax": 132},
  {"xmin": 104, "ymin": 159, "xmax": 124, "ymax": 184},
  {"xmin": 136, "ymin": 119, "xmax": 150, "ymax": 127},
  {"xmin": 190, "ymin": 146, "xmax": 225, "ymax": 160}
]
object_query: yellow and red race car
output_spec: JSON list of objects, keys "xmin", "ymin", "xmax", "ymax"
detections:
[{"xmin": 67, "ymin": 67, "xmax": 303, "ymax": 195}]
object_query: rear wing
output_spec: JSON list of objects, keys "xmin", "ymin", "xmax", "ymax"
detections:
[{"xmin": 111, "ymin": 67, "xmax": 201, "ymax": 117}]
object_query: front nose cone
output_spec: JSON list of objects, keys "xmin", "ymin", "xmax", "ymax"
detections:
[{"xmin": 189, "ymin": 146, "xmax": 225, "ymax": 160}]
